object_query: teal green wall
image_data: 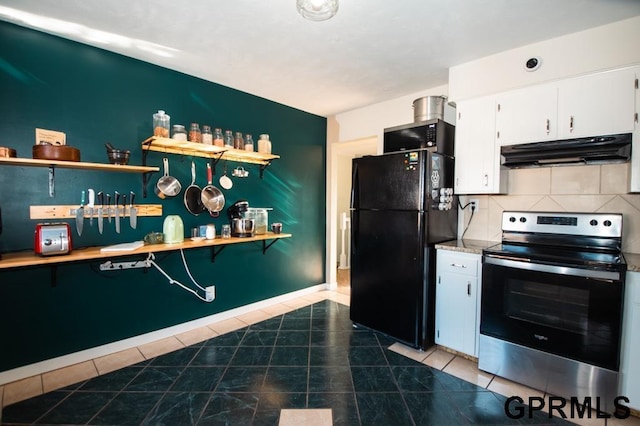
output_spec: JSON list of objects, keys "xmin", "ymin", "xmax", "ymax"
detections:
[{"xmin": 0, "ymin": 21, "xmax": 326, "ymax": 372}]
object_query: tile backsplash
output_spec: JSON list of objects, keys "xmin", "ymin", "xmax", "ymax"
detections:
[{"xmin": 459, "ymin": 163, "xmax": 640, "ymax": 254}]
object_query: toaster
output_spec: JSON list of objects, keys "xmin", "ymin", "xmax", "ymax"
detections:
[{"xmin": 34, "ymin": 223, "xmax": 72, "ymax": 256}]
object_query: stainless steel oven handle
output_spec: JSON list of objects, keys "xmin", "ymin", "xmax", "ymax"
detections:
[{"xmin": 483, "ymin": 256, "xmax": 621, "ymax": 281}]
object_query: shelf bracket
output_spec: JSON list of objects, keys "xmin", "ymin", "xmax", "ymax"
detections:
[
  {"xmin": 141, "ymin": 146, "xmax": 152, "ymax": 198},
  {"xmin": 210, "ymin": 245, "xmax": 227, "ymax": 263},
  {"xmin": 209, "ymin": 153, "xmax": 225, "ymax": 176},
  {"xmin": 48, "ymin": 166, "xmax": 56, "ymax": 197},
  {"xmin": 259, "ymin": 160, "xmax": 273, "ymax": 179},
  {"xmin": 262, "ymin": 238, "xmax": 280, "ymax": 254}
]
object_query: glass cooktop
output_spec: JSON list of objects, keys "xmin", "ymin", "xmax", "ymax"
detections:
[{"xmin": 483, "ymin": 242, "xmax": 626, "ymax": 272}]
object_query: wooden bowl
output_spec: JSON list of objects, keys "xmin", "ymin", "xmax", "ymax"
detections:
[{"xmin": 32, "ymin": 144, "xmax": 81, "ymax": 162}]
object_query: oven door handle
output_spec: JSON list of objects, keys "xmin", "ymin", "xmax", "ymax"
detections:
[{"xmin": 483, "ymin": 256, "xmax": 621, "ymax": 281}]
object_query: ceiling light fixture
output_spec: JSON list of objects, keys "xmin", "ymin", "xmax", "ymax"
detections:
[{"xmin": 296, "ymin": 0, "xmax": 339, "ymax": 21}]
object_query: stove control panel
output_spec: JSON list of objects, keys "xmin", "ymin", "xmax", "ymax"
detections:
[{"xmin": 502, "ymin": 211, "xmax": 622, "ymax": 238}]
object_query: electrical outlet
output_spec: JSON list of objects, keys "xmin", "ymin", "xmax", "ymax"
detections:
[
  {"xmin": 205, "ymin": 286, "xmax": 216, "ymax": 302},
  {"xmin": 469, "ymin": 199, "xmax": 479, "ymax": 211}
]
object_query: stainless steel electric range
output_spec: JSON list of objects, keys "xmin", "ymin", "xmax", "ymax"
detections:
[{"xmin": 479, "ymin": 211, "xmax": 626, "ymax": 411}]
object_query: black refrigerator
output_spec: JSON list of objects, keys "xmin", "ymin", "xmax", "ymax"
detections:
[{"xmin": 350, "ymin": 149, "xmax": 457, "ymax": 349}]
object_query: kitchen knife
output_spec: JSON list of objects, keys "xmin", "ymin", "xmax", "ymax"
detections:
[
  {"xmin": 129, "ymin": 191, "xmax": 137, "ymax": 229},
  {"xmin": 76, "ymin": 190, "xmax": 85, "ymax": 236},
  {"xmin": 87, "ymin": 188, "xmax": 95, "ymax": 226},
  {"xmin": 106, "ymin": 193, "xmax": 112, "ymax": 223},
  {"xmin": 97, "ymin": 191, "xmax": 104, "ymax": 234},
  {"xmin": 114, "ymin": 191, "xmax": 120, "ymax": 233}
]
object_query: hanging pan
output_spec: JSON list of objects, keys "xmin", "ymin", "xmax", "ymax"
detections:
[
  {"xmin": 155, "ymin": 157, "xmax": 182, "ymax": 199},
  {"xmin": 219, "ymin": 162, "xmax": 233, "ymax": 190},
  {"xmin": 201, "ymin": 162, "xmax": 225, "ymax": 217},
  {"xmin": 184, "ymin": 161, "xmax": 205, "ymax": 215}
]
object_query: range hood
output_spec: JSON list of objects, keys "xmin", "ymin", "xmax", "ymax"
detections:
[{"xmin": 501, "ymin": 133, "xmax": 632, "ymax": 168}]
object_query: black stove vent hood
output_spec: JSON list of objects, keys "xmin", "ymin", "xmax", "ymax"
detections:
[{"xmin": 501, "ymin": 133, "xmax": 632, "ymax": 168}]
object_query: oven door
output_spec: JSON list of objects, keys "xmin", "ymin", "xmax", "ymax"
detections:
[{"xmin": 481, "ymin": 255, "xmax": 624, "ymax": 371}]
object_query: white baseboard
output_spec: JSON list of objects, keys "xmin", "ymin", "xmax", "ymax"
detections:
[{"xmin": 0, "ymin": 284, "xmax": 329, "ymax": 386}]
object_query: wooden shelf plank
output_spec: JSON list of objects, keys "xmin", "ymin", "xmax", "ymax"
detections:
[
  {"xmin": 142, "ymin": 137, "xmax": 280, "ymax": 165},
  {"xmin": 30, "ymin": 204, "xmax": 163, "ymax": 220},
  {"xmin": 0, "ymin": 233, "xmax": 291, "ymax": 270},
  {"xmin": 0, "ymin": 157, "xmax": 159, "ymax": 173}
]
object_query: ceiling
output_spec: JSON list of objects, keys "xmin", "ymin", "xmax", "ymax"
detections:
[{"xmin": 1, "ymin": 0, "xmax": 639, "ymax": 117}]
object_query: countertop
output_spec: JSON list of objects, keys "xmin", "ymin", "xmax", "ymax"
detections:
[
  {"xmin": 435, "ymin": 239, "xmax": 640, "ymax": 274},
  {"xmin": 434, "ymin": 239, "xmax": 498, "ymax": 255}
]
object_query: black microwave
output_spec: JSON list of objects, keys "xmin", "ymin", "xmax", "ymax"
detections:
[{"xmin": 383, "ymin": 119, "xmax": 454, "ymax": 157}]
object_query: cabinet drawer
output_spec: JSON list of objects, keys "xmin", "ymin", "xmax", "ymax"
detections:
[{"xmin": 437, "ymin": 250, "xmax": 479, "ymax": 277}]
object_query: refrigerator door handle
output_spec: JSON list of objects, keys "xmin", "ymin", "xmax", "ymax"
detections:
[
  {"xmin": 351, "ymin": 210, "xmax": 358, "ymax": 254},
  {"xmin": 350, "ymin": 161, "xmax": 359, "ymax": 210}
]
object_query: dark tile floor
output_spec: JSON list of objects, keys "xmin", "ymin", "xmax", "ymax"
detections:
[{"xmin": 1, "ymin": 300, "xmax": 574, "ymax": 425}]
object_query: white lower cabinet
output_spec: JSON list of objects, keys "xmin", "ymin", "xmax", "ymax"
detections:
[
  {"xmin": 620, "ymin": 271, "xmax": 640, "ymax": 410},
  {"xmin": 435, "ymin": 250, "xmax": 481, "ymax": 357}
]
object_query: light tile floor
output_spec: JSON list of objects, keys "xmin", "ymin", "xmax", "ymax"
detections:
[{"xmin": 1, "ymin": 285, "xmax": 639, "ymax": 426}]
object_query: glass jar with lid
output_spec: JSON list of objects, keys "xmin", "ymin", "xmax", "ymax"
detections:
[
  {"xmin": 153, "ymin": 110, "xmax": 170, "ymax": 137},
  {"xmin": 202, "ymin": 125, "xmax": 213, "ymax": 145},
  {"xmin": 244, "ymin": 134, "xmax": 254, "ymax": 152},
  {"xmin": 257, "ymin": 134, "xmax": 272, "ymax": 154},
  {"xmin": 171, "ymin": 124, "xmax": 187, "ymax": 141},
  {"xmin": 234, "ymin": 132, "xmax": 244, "ymax": 150},
  {"xmin": 213, "ymin": 128, "xmax": 224, "ymax": 147},
  {"xmin": 188, "ymin": 123, "xmax": 202, "ymax": 143},
  {"xmin": 223, "ymin": 130, "xmax": 234, "ymax": 148}
]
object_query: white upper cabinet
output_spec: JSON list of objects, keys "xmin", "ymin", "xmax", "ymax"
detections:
[
  {"xmin": 454, "ymin": 95, "xmax": 507, "ymax": 194},
  {"xmin": 557, "ymin": 67, "xmax": 637, "ymax": 139},
  {"xmin": 496, "ymin": 84, "xmax": 558, "ymax": 146}
]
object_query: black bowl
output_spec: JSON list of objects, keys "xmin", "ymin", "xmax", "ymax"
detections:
[{"xmin": 107, "ymin": 149, "xmax": 131, "ymax": 165}]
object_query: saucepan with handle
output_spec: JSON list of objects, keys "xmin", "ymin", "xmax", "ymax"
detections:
[
  {"xmin": 155, "ymin": 157, "xmax": 182, "ymax": 199},
  {"xmin": 201, "ymin": 162, "xmax": 225, "ymax": 217}
]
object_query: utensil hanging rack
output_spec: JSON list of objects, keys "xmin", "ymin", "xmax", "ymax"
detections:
[{"xmin": 141, "ymin": 137, "xmax": 280, "ymax": 197}]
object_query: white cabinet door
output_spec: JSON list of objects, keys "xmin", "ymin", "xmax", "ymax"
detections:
[
  {"xmin": 558, "ymin": 67, "xmax": 637, "ymax": 139},
  {"xmin": 620, "ymin": 271, "xmax": 640, "ymax": 410},
  {"xmin": 435, "ymin": 251, "xmax": 480, "ymax": 357},
  {"xmin": 495, "ymin": 84, "xmax": 558, "ymax": 146},
  {"xmin": 454, "ymin": 96, "xmax": 507, "ymax": 194}
]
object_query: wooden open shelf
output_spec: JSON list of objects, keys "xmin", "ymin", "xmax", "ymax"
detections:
[
  {"xmin": 0, "ymin": 157, "xmax": 159, "ymax": 173},
  {"xmin": 0, "ymin": 232, "xmax": 291, "ymax": 270},
  {"xmin": 141, "ymin": 137, "xmax": 280, "ymax": 166}
]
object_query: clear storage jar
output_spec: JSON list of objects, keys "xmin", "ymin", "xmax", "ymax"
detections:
[
  {"xmin": 245, "ymin": 208, "xmax": 268, "ymax": 235},
  {"xmin": 202, "ymin": 125, "xmax": 213, "ymax": 145},
  {"xmin": 153, "ymin": 110, "xmax": 170, "ymax": 137},
  {"xmin": 244, "ymin": 134, "xmax": 254, "ymax": 152},
  {"xmin": 213, "ymin": 128, "xmax": 224, "ymax": 147},
  {"xmin": 257, "ymin": 134, "xmax": 272, "ymax": 154},
  {"xmin": 223, "ymin": 130, "xmax": 234, "ymax": 148},
  {"xmin": 189, "ymin": 123, "xmax": 201, "ymax": 143},
  {"xmin": 171, "ymin": 124, "xmax": 187, "ymax": 141},
  {"xmin": 234, "ymin": 132, "xmax": 244, "ymax": 150}
]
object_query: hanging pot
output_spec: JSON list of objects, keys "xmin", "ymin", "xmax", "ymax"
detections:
[
  {"xmin": 184, "ymin": 161, "xmax": 205, "ymax": 215},
  {"xmin": 155, "ymin": 157, "xmax": 182, "ymax": 199},
  {"xmin": 201, "ymin": 162, "xmax": 225, "ymax": 216}
]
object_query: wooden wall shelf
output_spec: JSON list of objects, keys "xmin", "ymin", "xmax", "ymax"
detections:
[
  {"xmin": 141, "ymin": 137, "xmax": 280, "ymax": 166},
  {"xmin": 0, "ymin": 232, "xmax": 292, "ymax": 271},
  {"xmin": 0, "ymin": 157, "xmax": 159, "ymax": 173}
]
